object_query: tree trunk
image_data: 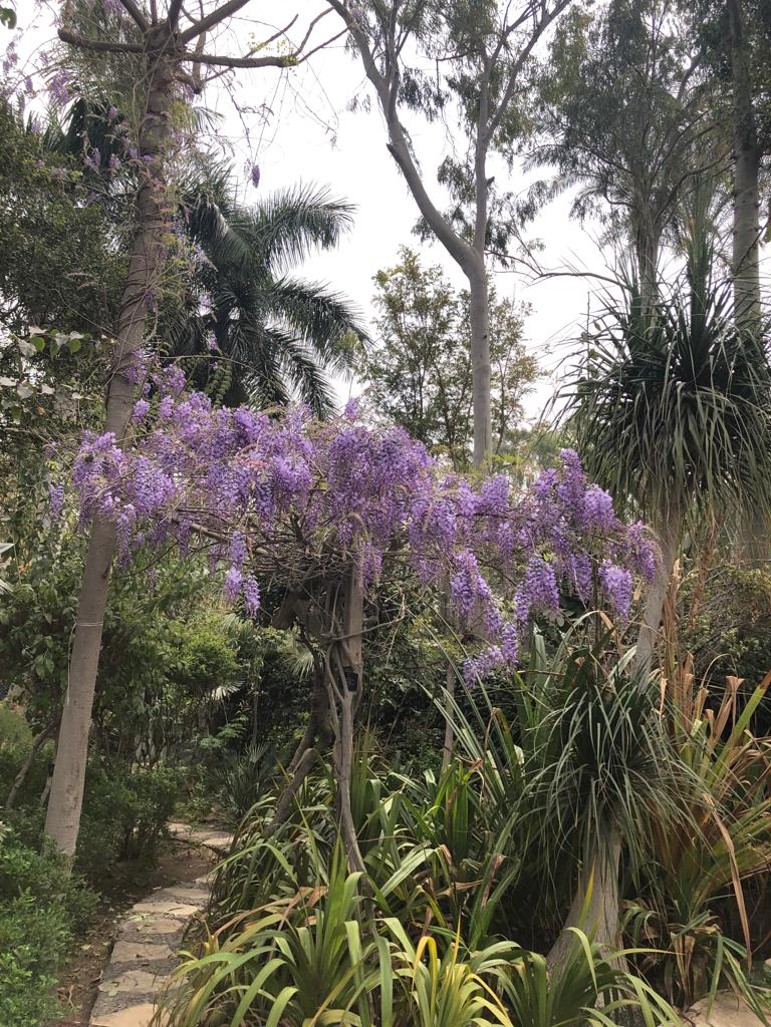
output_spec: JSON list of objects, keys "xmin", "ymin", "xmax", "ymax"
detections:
[
  {"xmin": 727, "ymin": 0, "xmax": 762, "ymax": 333},
  {"xmin": 469, "ymin": 258, "xmax": 492, "ymax": 466},
  {"xmin": 547, "ymin": 823, "xmax": 622, "ymax": 974},
  {"xmin": 635, "ymin": 520, "xmax": 679, "ymax": 676},
  {"xmin": 44, "ymin": 27, "xmax": 178, "ymax": 857},
  {"xmin": 635, "ymin": 221, "xmax": 659, "ymax": 322},
  {"xmin": 327, "ymin": 567, "xmax": 366, "ymax": 875},
  {"xmin": 270, "ymin": 663, "xmax": 328, "ymax": 830}
]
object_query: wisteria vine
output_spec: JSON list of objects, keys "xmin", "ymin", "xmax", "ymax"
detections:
[{"xmin": 66, "ymin": 368, "xmax": 658, "ymax": 679}]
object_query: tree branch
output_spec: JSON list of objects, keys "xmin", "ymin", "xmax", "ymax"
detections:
[
  {"xmin": 58, "ymin": 28, "xmax": 144, "ymax": 54},
  {"xmin": 167, "ymin": 0, "xmax": 184, "ymax": 30},
  {"xmin": 179, "ymin": 49, "xmax": 296, "ymax": 68},
  {"xmin": 179, "ymin": 0, "xmax": 253, "ymax": 44},
  {"xmin": 326, "ymin": 0, "xmax": 474, "ymax": 273},
  {"xmin": 118, "ymin": 0, "xmax": 150, "ymax": 31}
]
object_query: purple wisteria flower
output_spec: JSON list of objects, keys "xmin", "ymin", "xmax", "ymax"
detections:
[
  {"xmin": 66, "ymin": 370, "xmax": 658, "ymax": 680},
  {"xmin": 224, "ymin": 566, "xmax": 243, "ymax": 603},
  {"xmin": 599, "ymin": 561, "xmax": 633, "ymax": 619},
  {"xmin": 250, "ymin": 163, "xmax": 260, "ymax": 188},
  {"xmin": 132, "ymin": 399, "xmax": 150, "ymax": 422},
  {"xmin": 48, "ymin": 70, "xmax": 72, "ymax": 106},
  {"xmin": 243, "ymin": 577, "xmax": 260, "ymax": 617},
  {"xmin": 49, "ymin": 483, "xmax": 65, "ymax": 521}
]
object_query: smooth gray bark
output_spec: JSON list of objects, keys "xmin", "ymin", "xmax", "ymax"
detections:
[
  {"xmin": 44, "ymin": 26, "xmax": 178, "ymax": 856},
  {"xmin": 635, "ymin": 519, "xmax": 679, "ymax": 677},
  {"xmin": 727, "ymin": 0, "xmax": 762, "ymax": 332},
  {"xmin": 548, "ymin": 824, "xmax": 622, "ymax": 973}
]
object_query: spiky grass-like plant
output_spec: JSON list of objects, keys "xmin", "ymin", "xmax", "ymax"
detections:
[{"xmin": 561, "ymin": 224, "xmax": 771, "ymax": 665}]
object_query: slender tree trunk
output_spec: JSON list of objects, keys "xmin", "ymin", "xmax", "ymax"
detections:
[
  {"xmin": 5, "ymin": 719, "xmax": 57, "ymax": 810},
  {"xmin": 727, "ymin": 0, "xmax": 762, "ymax": 333},
  {"xmin": 548, "ymin": 824, "xmax": 622, "ymax": 973},
  {"xmin": 44, "ymin": 28, "xmax": 178, "ymax": 857},
  {"xmin": 635, "ymin": 520, "xmax": 679, "ymax": 676},
  {"xmin": 270, "ymin": 663, "xmax": 327, "ymax": 830},
  {"xmin": 469, "ymin": 256, "xmax": 492, "ymax": 465},
  {"xmin": 635, "ymin": 222, "xmax": 659, "ymax": 322},
  {"xmin": 327, "ymin": 567, "xmax": 366, "ymax": 875}
]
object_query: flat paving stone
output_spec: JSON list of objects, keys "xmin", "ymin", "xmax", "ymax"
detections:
[
  {"xmin": 89, "ymin": 822, "xmax": 233, "ymax": 1027},
  {"xmin": 130, "ymin": 898, "xmax": 201, "ymax": 918},
  {"xmin": 110, "ymin": 940, "xmax": 177, "ymax": 966},
  {"xmin": 688, "ymin": 993, "xmax": 769, "ymax": 1027},
  {"xmin": 101, "ymin": 968, "xmax": 162, "ymax": 994},
  {"xmin": 91, "ymin": 1001, "xmax": 167, "ymax": 1027}
]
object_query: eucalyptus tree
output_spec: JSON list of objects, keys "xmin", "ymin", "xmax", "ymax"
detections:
[
  {"xmin": 532, "ymin": 0, "xmax": 724, "ymax": 316},
  {"xmin": 45, "ymin": 0, "xmax": 341, "ymax": 858},
  {"xmin": 326, "ymin": 0, "xmax": 573, "ymax": 467},
  {"xmin": 695, "ymin": 0, "xmax": 771, "ymax": 331}
]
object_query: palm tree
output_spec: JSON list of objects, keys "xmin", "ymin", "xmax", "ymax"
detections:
[
  {"xmin": 168, "ymin": 164, "xmax": 367, "ymax": 415},
  {"xmin": 562, "ymin": 201, "xmax": 771, "ymax": 669},
  {"xmin": 43, "ymin": 103, "xmax": 366, "ymax": 416}
]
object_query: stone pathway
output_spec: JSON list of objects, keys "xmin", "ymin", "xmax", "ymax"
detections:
[{"xmin": 88, "ymin": 824, "xmax": 233, "ymax": 1027}]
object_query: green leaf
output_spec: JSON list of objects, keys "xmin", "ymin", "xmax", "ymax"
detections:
[{"xmin": 0, "ymin": 7, "xmax": 16, "ymax": 29}]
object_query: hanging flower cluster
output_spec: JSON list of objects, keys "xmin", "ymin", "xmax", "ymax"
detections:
[{"xmin": 70, "ymin": 372, "xmax": 657, "ymax": 679}]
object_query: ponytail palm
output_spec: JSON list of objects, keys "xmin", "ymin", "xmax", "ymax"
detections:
[
  {"xmin": 562, "ymin": 237, "xmax": 771, "ymax": 666},
  {"xmin": 170, "ymin": 168, "xmax": 367, "ymax": 415}
]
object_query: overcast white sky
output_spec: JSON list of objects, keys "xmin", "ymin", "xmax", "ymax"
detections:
[{"xmin": 13, "ymin": 0, "xmax": 615, "ymax": 419}]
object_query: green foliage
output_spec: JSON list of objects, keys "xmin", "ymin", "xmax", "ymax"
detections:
[
  {"xmin": 679, "ymin": 563, "xmax": 771, "ymax": 693},
  {"xmin": 81, "ymin": 763, "xmax": 183, "ymax": 869},
  {"xmin": 166, "ymin": 168, "xmax": 367, "ymax": 416},
  {"xmin": 533, "ymin": 0, "xmax": 719, "ymax": 271},
  {"xmin": 356, "ymin": 248, "xmax": 538, "ymax": 469},
  {"xmin": 0, "ymin": 823, "xmax": 97, "ymax": 1027},
  {"xmin": 0, "ymin": 705, "xmax": 32, "ymax": 746},
  {"xmin": 0, "ymin": 102, "xmax": 123, "ymax": 337},
  {"xmin": 562, "ymin": 249, "xmax": 771, "ymax": 543},
  {"xmin": 163, "ymin": 826, "xmax": 674, "ymax": 1027}
]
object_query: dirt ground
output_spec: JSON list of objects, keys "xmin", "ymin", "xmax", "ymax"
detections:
[{"xmin": 49, "ymin": 839, "xmax": 216, "ymax": 1027}]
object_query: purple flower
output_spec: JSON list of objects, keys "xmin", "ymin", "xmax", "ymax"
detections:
[
  {"xmin": 224, "ymin": 566, "xmax": 243, "ymax": 603},
  {"xmin": 583, "ymin": 484, "xmax": 615, "ymax": 530},
  {"xmin": 599, "ymin": 561, "xmax": 633, "ymax": 619},
  {"xmin": 250, "ymin": 163, "xmax": 260, "ymax": 188},
  {"xmin": 518, "ymin": 556, "xmax": 560, "ymax": 620},
  {"xmin": 132, "ymin": 399, "xmax": 150, "ymax": 422},
  {"xmin": 49, "ymin": 483, "xmax": 65, "ymax": 520},
  {"xmin": 243, "ymin": 576, "xmax": 260, "ymax": 617},
  {"xmin": 229, "ymin": 532, "xmax": 247, "ymax": 567},
  {"xmin": 49, "ymin": 70, "xmax": 72, "ymax": 107}
]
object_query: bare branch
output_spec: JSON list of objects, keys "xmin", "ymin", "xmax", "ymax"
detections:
[
  {"xmin": 118, "ymin": 0, "xmax": 150, "ymax": 31},
  {"xmin": 58, "ymin": 28, "xmax": 144, "ymax": 54},
  {"xmin": 179, "ymin": 0, "xmax": 252, "ymax": 44},
  {"xmin": 179, "ymin": 49, "xmax": 296, "ymax": 69},
  {"xmin": 294, "ymin": 27, "xmax": 348, "ymax": 64},
  {"xmin": 167, "ymin": 0, "xmax": 184, "ymax": 30}
]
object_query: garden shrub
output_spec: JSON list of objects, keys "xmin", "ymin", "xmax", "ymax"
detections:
[
  {"xmin": 78, "ymin": 762, "xmax": 184, "ymax": 874},
  {"xmin": 0, "ymin": 823, "xmax": 97, "ymax": 1027}
]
